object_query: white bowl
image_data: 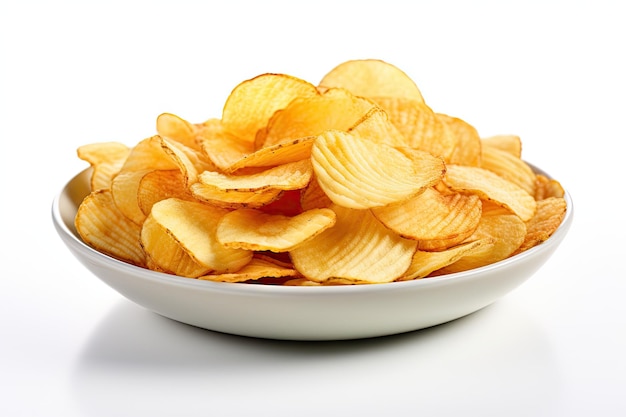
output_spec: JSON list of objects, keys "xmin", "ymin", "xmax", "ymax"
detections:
[{"xmin": 52, "ymin": 167, "xmax": 573, "ymax": 341}]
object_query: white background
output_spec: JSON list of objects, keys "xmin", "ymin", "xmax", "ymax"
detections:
[{"xmin": 1, "ymin": 1, "xmax": 624, "ymax": 416}]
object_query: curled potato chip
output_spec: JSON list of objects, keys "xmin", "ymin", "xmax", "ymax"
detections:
[
  {"xmin": 224, "ymin": 136, "xmax": 315, "ymax": 173},
  {"xmin": 480, "ymin": 145, "xmax": 536, "ymax": 196},
  {"xmin": 222, "ymin": 73, "xmax": 319, "ymax": 147},
  {"xmin": 75, "ymin": 189, "xmax": 146, "ymax": 266},
  {"xmin": 216, "ymin": 207, "xmax": 336, "ymax": 252},
  {"xmin": 311, "ymin": 130, "xmax": 445, "ymax": 209},
  {"xmin": 77, "ymin": 142, "xmax": 130, "ymax": 191},
  {"xmin": 137, "ymin": 169, "xmax": 194, "ymax": 216},
  {"xmin": 196, "ymin": 159, "xmax": 312, "ymax": 192},
  {"xmin": 534, "ymin": 174, "xmax": 565, "ymax": 200},
  {"xmin": 372, "ymin": 187, "xmax": 482, "ymax": 251},
  {"xmin": 514, "ymin": 197, "xmax": 567, "ymax": 254},
  {"xmin": 156, "ymin": 112, "xmax": 202, "ymax": 151},
  {"xmin": 443, "ymin": 164, "xmax": 536, "ymax": 221},
  {"xmin": 399, "ymin": 239, "xmax": 492, "ymax": 280},
  {"xmin": 199, "ymin": 254, "xmax": 301, "ymax": 283},
  {"xmin": 436, "ymin": 203, "xmax": 527, "ymax": 274},
  {"xmin": 481, "ymin": 134, "xmax": 522, "ymax": 158},
  {"xmin": 348, "ymin": 106, "xmax": 407, "ymax": 147},
  {"xmin": 437, "ymin": 113, "xmax": 482, "ymax": 167},
  {"xmin": 261, "ymin": 88, "xmax": 375, "ymax": 148},
  {"xmin": 141, "ymin": 198, "xmax": 252, "ymax": 277},
  {"xmin": 318, "ymin": 59, "xmax": 424, "ymax": 103},
  {"xmin": 290, "ymin": 205, "xmax": 417, "ymax": 283},
  {"xmin": 197, "ymin": 119, "xmax": 255, "ymax": 172},
  {"xmin": 190, "ymin": 183, "xmax": 283, "ymax": 209},
  {"xmin": 374, "ymin": 97, "xmax": 457, "ymax": 161}
]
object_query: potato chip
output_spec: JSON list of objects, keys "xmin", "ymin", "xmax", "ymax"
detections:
[
  {"xmin": 318, "ymin": 59, "xmax": 424, "ymax": 103},
  {"xmin": 75, "ymin": 189, "xmax": 146, "ymax": 266},
  {"xmin": 260, "ymin": 88, "xmax": 375, "ymax": 148},
  {"xmin": 224, "ymin": 136, "xmax": 315, "ymax": 173},
  {"xmin": 374, "ymin": 97, "xmax": 457, "ymax": 161},
  {"xmin": 348, "ymin": 106, "xmax": 407, "ymax": 147},
  {"xmin": 141, "ymin": 198, "xmax": 252, "ymax": 277},
  {"xmin": 481, "ymin": 134, "xmax": 522, "ymax": 158},
  {"xmin": 480, "ymin": 145, "xmax": 536, "ymax": 196},
  {"xmin": 435, "ymin": 203, "xmax": 527, "ymax": 274},
  {"xmin": 156, "ymin": 112, "xmax": 202, "ymax": 151},
  {"xmin": 221, "ymin": 73, "xmax": 318, "ymax": 147},
  {"xmin": 190, "ymin": 183, "xmax": 283, "ymax": 209},
  {"xmin": 196, "ymin": 159, "xmax": 312, "ymax": 193},
  {"xmin": 216, "ymin": 207, "xmax": 336, "ymax": 252},
  {"xmin": 443, "ymin": 164, "xmax": 536, "ymax": 221},
  {"xmin": 534, "ymin": 174, "xmax": 565, "ymax": 200},
  {"xmin": 199, "ymin": 254, "xmax": 301, "ymax": 283},
  {"xmin": 300, "ymin": 175, "xmax": 333, "ymax": 211},
  {"xmin": 398, "ymin": 239, "xmax": 492, "ymax": 280},
  {"xmin": 137, "ymin": 169, "xmax": 194, "ymax": 216},
  {"xmin": 311, "ymin": 130, "xmax": 445, "ymax": 209},
  {"xmin": 437, "ymin": 113, "xmax": 482, "ymax": 167},
  {"xmin": 372, "ymin": 187, "xmax": 482, "ymax": 251},
  {"xmin": 514, "ymin": 197, "xmax": 567, "ymax": 254},
  {"xmin": 77, "ymin": 142, "xmax": 130, "ymax": 191},
  {"xmin": 196, "ymin": 118, "xmax": 255, "ymax": 172},
  {"xmin": 290, "ymin": 205, "xmax": 417, "ymax": 283},
  {"xmin": 111, "ymin": 169, "xmax": 155, "ymax": 225}
]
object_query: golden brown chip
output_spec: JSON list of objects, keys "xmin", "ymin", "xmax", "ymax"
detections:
[
  {"xmin": 221, "ymin": 73, "xmax": 319, "ymax": 147},
  {"xmin": 199, "ymin": 254, "xmax": 301, "ymax": 283},
  {"xmin": 443, "ymin": 164, "xmax": 537, "ymax": 221},
  {"xmin": 223, "ymin": 136, "xmax": 315, "ymax": 173},
  {"xmin": 372, "ymin": 187, "xmax": 482, "ymax": 251},
  {"xmin": 216, "ymin": 208, "xmax": 336, "ymax": 252},
  {"xmin": 196, "ymin": 159, "xmax": 312, "ymax": 192},
  {"xmin": 290, "ymin": 205, "xmax": 417, "ymax": 283},
  {"xmin": 318, "ymin": 59, "xmax": 424, "ymax": 103},
  {"xmin": 514, "ymin": 197, "xmax": 567, "ymax": 254},
  {"xmin": 348, "ymin": 106, "xmax": 407, "ymax": 147},
  {"xmin": 260, "ymin": 88, "xmax": 375, "ymax": 148},
  {"xmin": 398, "ymin": 239, "xmax": 492, "ymax": 280},
  {"xmin": 190, "ymin": 183, "xmax": 283, "ymax": 210},
  {"xmin": 156, "ymin": 112, "xmax": 202, "ymax": 151},
  {"xmin": 437, "ymin": 113, "xmax": 482, "ymax": 167},
  {"xmin": 77, "ymin": 142, "xmax": 131, "ymax": 191},
  {"xmin": 311, "ymin": 130, "xmax": 445, "ymax": 209},
  {"xmin": 196, "ymin": 118, "xmax": 255, "ymax": 172},
  {"xmin": 75, "ymin": 189, "xmax": 146, "ymax": 266},
  {"xmin": 480, "ymin": 145, "xmax": 536, "ymax": 196},
  {"xmin": 534, "ymin": 174, "xmax": 565, "ymax": 200},
  {"xmin": 137, "ymin": 169, "xmax": 195, "ymax": 216},
  {"xmin": 481, "ymin": 134, "xmax": 522, "ymax": 158},
  {"xmin": 436, "ymin": 203, "xmax": 527, "ymax": 274},
  {"xmin": 374, "ymin": 97, "xmax": 457, "ymax": 161},
  {"xmin": 141, "ymin": 198, "xmax": 252, "ymax": 277}
]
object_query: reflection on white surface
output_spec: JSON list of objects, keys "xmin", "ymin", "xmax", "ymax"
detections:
[{"xmin": 71, "ymin": 299, "xmax": 561, "ymax": 417}]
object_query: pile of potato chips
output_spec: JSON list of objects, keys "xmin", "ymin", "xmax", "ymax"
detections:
[{"xmin": 74, "ymin": 59, "xmax": 567, "ymax": 285}]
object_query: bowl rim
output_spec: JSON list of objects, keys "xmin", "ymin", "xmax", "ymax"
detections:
[{"xmin": 52, "ymin": 165, "xmax": 573, "ymax": 296}]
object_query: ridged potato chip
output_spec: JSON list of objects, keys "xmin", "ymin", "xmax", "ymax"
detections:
[
  {"xmin": 399, "ymin": 239, "xmax": 492, "ymax": 280},
  {"xmin": 75, "ymin": 189, "xmax": 146, "ymax": 266},
  {"xmin": 290, "ymin": 205, "xmax": 417, "ymax": 283},
  {"xmin": 318, "ymin": 59, "xmax": 424, "ymax": 103},
  {"xmin": 480, "ymin": 145, "xmax": 536, "ymax": 196},
  {"xmin": 216, "ymin": 207, "xmax": 336, "ymax": 252},
  {"xmin": 437, "ymin": 113, "xmax": 482, "ymax": 167},
  {"xmin": 372, "ymin": 187, "xmax": 482, "ymax": 251},
  {"xmin": 481, "ymin": 134, "xmax": 522, "ymax": 158},
  {"xmin": 141, "ymin": 198, "xmax": 252, "ymax": 277},
  {"xmin": 77, "ymin": 142, "xmax": 130, "ymax": 191},
  {"xmin": 156, "ymin": 112, "xmax": 202, "ymax": 151},
  {"xmin": 514, "ymin": 197, "xmax": 567, "ymax": 254},
  {"xmin": 311, "ymin": 130, "xmax": 445, "ymax": 209},
  {"xmin": 443, "ymin": 164, "xmax": 537, "ymax": 221},
  {"xmin": 222, "ymin": 73, "xmax": 318, "ymax": 147},
  {"xmin": 375, "ymin": 97, "xmax": 457, "ymax": 161},
  {"xmin": 436, "ymin": 203, "xmax": 527, "ymax": 274},
  {"xmin": 199, "ymin": 254, "xmax": 301, "ymax": 283},
  {"xmin": 260, "ymin": 88, "xmax": 375, "ymax": 148}
]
